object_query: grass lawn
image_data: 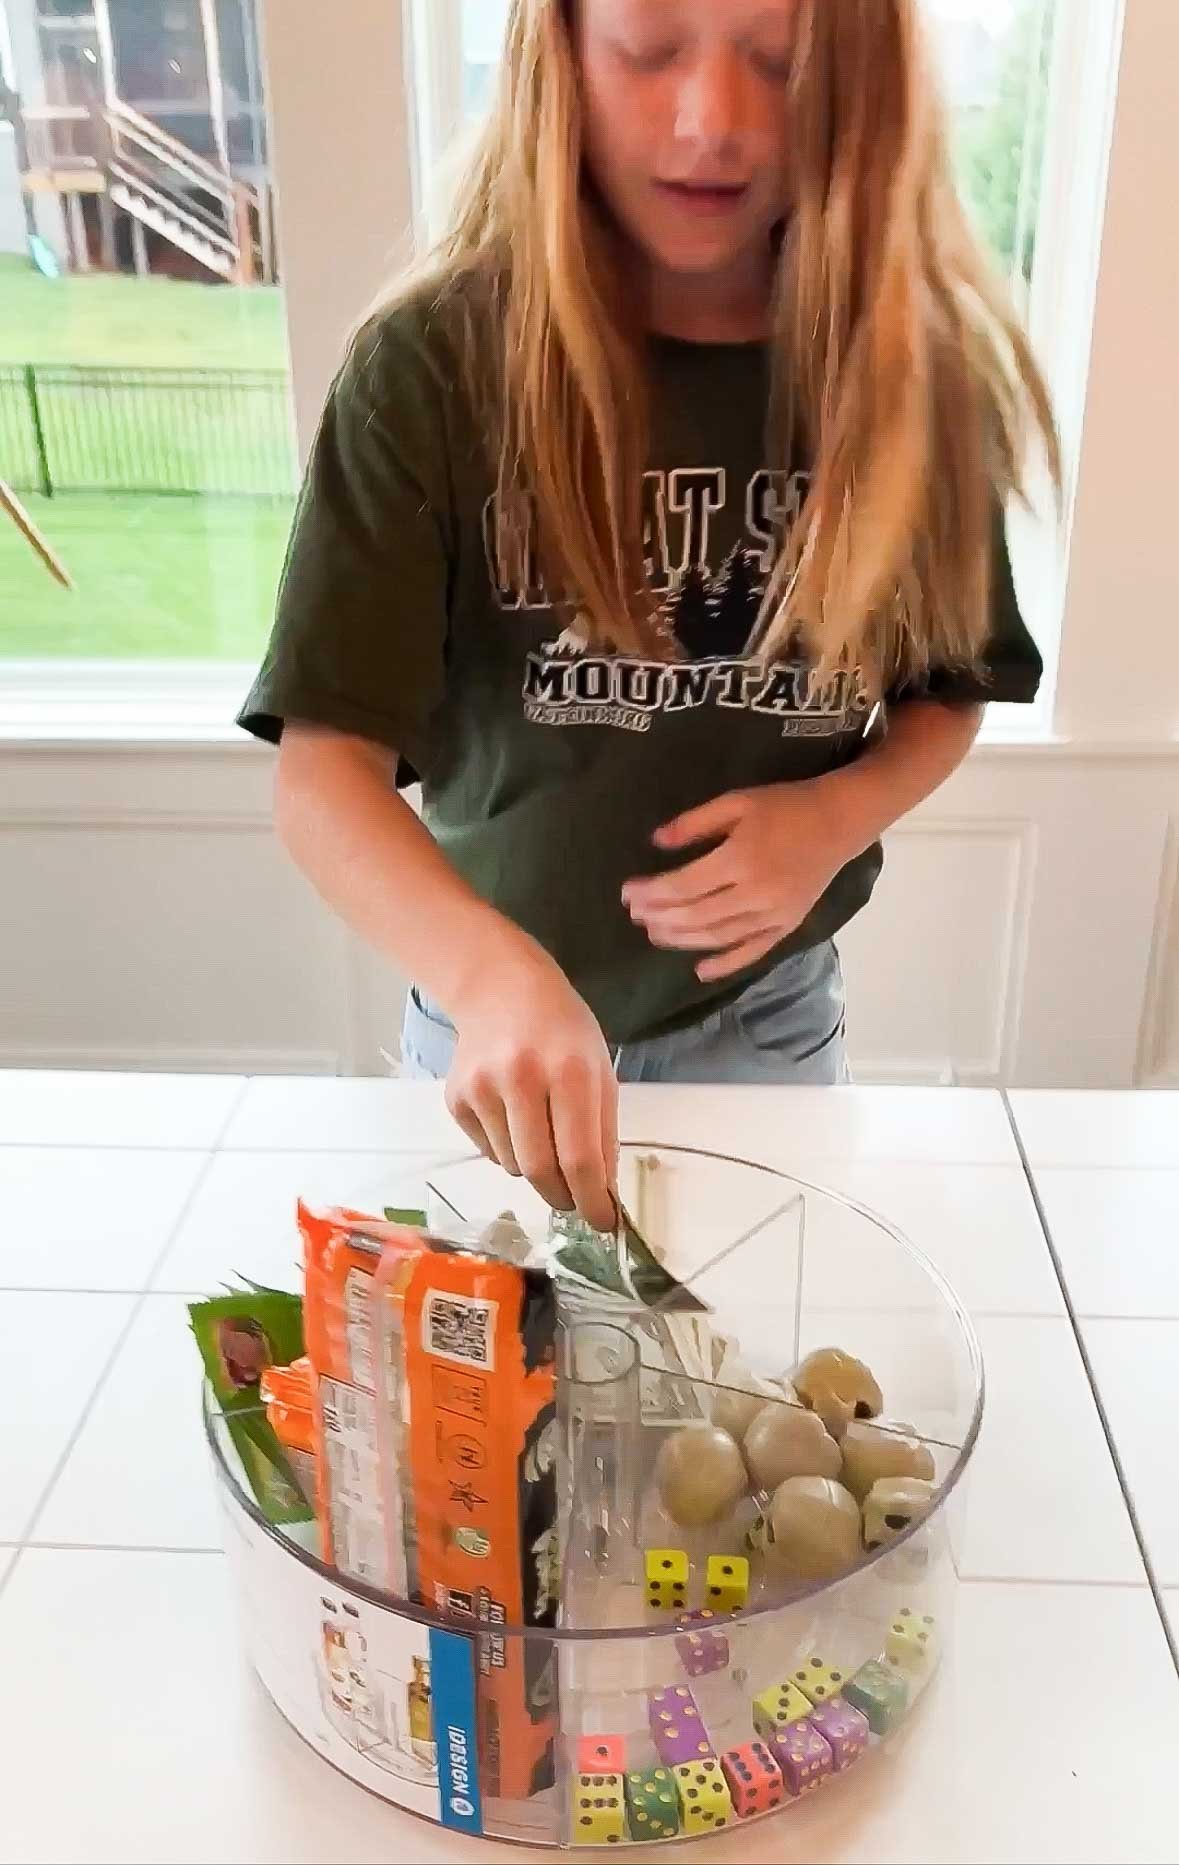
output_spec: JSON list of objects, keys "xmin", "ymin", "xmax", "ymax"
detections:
[
  {"xmin": 0, "ymin": 255, "xmax": 289, "ymax": 369},
  {"xmin": 0, "ymin": 493, "xmax": 292, "ymax": 660},
  {"xmin": 0, "ymin": 258, "xmax": 294, "ymax": 660}
]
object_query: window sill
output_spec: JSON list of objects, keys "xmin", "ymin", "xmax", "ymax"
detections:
[
  {"xmin": 0, "ymin": 663, "xmax": 259, "ymax": 749},
  {"xmin": 0, "ymin": 689, "xmax": 1174, "ymax": 761}
]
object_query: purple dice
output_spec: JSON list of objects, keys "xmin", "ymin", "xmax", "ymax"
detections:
[
  {"xmin": 808, "ymin": 1699, "xmax": 870, "ymax": 1771},
  {"xmin": 769, "ymin": 1719, "xmax": 834, "ymax": 1796},
  {"xmin": 676, "ymin": 1610, "xmax": 730, "ymax": 1678},
  {"xmin": 648, "ymin": 1685, "xmax": 714, "ymax": 1766}
]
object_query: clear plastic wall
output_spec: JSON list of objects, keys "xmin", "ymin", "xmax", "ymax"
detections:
[{"xmin": 207, "ymin": 1145, "xmax": 982, "ymax": 1848}]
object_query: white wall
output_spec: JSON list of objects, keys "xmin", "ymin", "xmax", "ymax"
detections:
[
  {"xmin": 2, "ymin": 740, "xmax": 1176, "ymax": 1087},
  {"xmin": 1, "ymin": 0, "xmax": 1176, "ymax": 1089}
]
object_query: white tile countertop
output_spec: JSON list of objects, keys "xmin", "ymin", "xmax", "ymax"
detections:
[{"xmin": 1, "ymin": 1075, "xmax": 1176, "ymax": 1865}]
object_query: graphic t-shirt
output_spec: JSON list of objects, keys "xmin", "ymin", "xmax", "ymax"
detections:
[{"xmin": 239, "ymin": 293, "xmax": 1043, "ymax": 1046}]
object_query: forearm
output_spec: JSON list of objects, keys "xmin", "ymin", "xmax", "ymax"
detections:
[
  {"xmin": 275, "ymin": 724, "xmax": 539, "ymax": 1016},
  {"xmin": 825, "ymin": 701, "xmax": 983, "ymax": 859}
]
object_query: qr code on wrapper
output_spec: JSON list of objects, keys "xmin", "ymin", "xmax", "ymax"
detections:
[{"xmin": 423, "ymin": 1289, "xmax": 498, "ymax": 1370}]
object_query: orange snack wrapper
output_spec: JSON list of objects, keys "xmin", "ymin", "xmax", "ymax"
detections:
[
  {"xmin": 395, "ymin": 1246, "xmax": 558, "ymax": 1801},
  {"xmin": 299, "ymin": 1203, "xmax": 422, "ymax": 1587},
  {"xmin": 299, "ymin": 1200, "xmax": 559, "ymax": 1802}
]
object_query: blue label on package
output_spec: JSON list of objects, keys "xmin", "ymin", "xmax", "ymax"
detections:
[{"xmin": 429, "ymin": 1627, "xmax": 483, "ymax": 1835}]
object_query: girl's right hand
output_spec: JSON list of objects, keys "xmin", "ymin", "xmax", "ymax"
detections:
[{"xmin": 445, "ymin": 952, "xmax": 619, "ymax": 1234}]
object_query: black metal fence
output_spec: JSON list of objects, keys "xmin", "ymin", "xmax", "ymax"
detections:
[{"xmin": 0, "ymin": 362, "xmax": 297, "ymax": 498}]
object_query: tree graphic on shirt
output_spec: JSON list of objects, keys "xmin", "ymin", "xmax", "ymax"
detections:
[{"xmin": 664, "ymin": 545, "xmax": 765, "ymax": 661}]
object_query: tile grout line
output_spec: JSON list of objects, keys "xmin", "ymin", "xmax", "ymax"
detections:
[
  {"xmin": 0, "ymin": 1079, "xmax": 254, "ymax": 1604},
  {"xmin": 16, "ymin": 1541, "xmax": 225, "ymax": 1556},
  {"xmin": 957, "ymin": 1573, "xmax": 1159, "ymax": 1590},
  {"xmin": 1001, "ymin": 1088, "xmax": 1179, "ymax": 1680}
]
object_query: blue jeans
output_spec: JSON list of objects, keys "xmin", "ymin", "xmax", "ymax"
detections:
[{"xmin": 400, "ymin": 943, "xmax": 849, "ymax": 1086}]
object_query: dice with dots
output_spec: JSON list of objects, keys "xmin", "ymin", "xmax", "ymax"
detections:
[
  {"xmin": 571, "ymin": 1773, "xmax": 625, "ymax": 1845},
  {"xmin": 705, "ymin": 1552, "xmax": 749, "ymax": 1611},
  {"xmin": 645, "ymin": 1547, "xmax": 688, "ymax": 1612},
  {"xmin": 769, "ymin": 1719, "xmax": 834, "ymax": 1796},
  {"xmin": 885, "ymin": 1607, "xmax": 938, "ymax": 1674},
  {"xmin": 809, "ymin": 1697, "xmax": 870, "ymax": 1771},
  {"xmin": 843, "ymin": 1658, "xmax": 909, "ymax": 1735},
  {"xmin": 791, "ymin": 1654, "xmax": 847, "ymax": 1704},
  {"xmin": 648, "ymin": 1684, "xmax": 713, "ymax": 1767},
  {"xmin": 676, "ymin": 1609, "xmax": 729, "ymax": 1678},
  {"xmin": 752, "ymin": 1679, "xmax": 813, "ymax": 1742},
  {"xmin": 672, "ymin": 1758, "xmax": 735, "ymax": 1834},
  {"xmin": 623, "ymin": 1766, "xmax": 680, "ymax": 1841},
  {"xmin": 720, "ymin": 1740, "xmax": 785, "ymax": 1818},
  {"xmin": 576, "ymin": 1734, "xmax": 626, "ymax": 1775}
]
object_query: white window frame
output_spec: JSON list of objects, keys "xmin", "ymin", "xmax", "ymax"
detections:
[
  {"xmin": 0, "ymin": 0, "xmax": 419, "ymax": 744},
  {"xmin": 986, "ymin": 0, "xmax": 1127, "ymax": 742},
  {"xmin": 2, "ymin": 0, "xmax": 1174, "ymax": 756}
]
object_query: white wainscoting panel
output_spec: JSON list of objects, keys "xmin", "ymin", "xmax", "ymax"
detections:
[
  {"xmin": 2, "ymin": 742, "xmax": 1178, "ymax": 1086},
  {"xmin": 1138, "ymin": 817, "xmax": 1179, "ymax": 1086},
  {"xmin": 838, "ymin": 820, "xmax": 1034, "ymax": 1083}
]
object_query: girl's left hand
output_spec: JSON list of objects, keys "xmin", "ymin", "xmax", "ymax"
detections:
[{"xmin": 622, "ymin": 781, "xmax": 858, "ymax": 984}]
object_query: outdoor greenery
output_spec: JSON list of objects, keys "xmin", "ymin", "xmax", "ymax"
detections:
[
  {"xmin": 0, "ymin": 493, "xmax": 291, "ymax": 659},
  {"xmin": 0, "ymin": 263, "xmax": 292, "ymax": 661},
  {"xmin": 1, "ymin": 10, "xmax": 1052, "ymax": 664},
  {"xmin": 957, "ymin": 0, "xmax": 1053, "ymax": 277},
  {"xmin": 0, "ymin": 257, "xmax": 288, "ymax": 368}
]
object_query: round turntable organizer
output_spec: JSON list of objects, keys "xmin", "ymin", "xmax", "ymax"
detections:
[{"xmin": 207, "ymin": 1145, "xmax": 983, "ymax": 1849}]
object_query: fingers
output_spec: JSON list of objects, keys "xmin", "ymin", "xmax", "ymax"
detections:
[
  {"xmin": 503, "ymin": 1070, "xmax": 575, "ymax": 1215},
  {"xmin": 623, "ymin": 845, "xmax": 733, "ymax": 914},
  {"xmin": 448, "ymin": 1057, "xmax": 615, "ymax": 1231},
  {"xmin": 447, "ymin": 1072, "xmax": 523, "ymax": 1179},
  {"xmin": 444, "ymin": 1092, "xmax": 498, "ymax": 1167},
  {"xmin": 695, "ymin": 933, "xmax": 781, "ymax": 985},
  {"xmin": 642, "ymin": 909, "xmax": 772, "ymax": 953},
  {"xmin": 550, "ymin": 1056, "xmax": 617, "ymax": 1234},
  {"xmin": 653, "ymin": 792, "xmax": 748, "ymax": 852}
]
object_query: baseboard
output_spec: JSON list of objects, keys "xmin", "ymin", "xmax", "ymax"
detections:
[
  {"xmin": 0, "ymin": 1043, "xmax": 343, "ymax": 1076},
  {"xmin": 848, "ymin": 1059, "xmax": 1000, "ymax": 1087}
]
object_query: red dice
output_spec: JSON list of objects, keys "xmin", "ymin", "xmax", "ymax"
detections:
[
  {"xmin": 576, "ymin": 1734, "xmax": 625, "ymax": 1775},
  {"xmin": 721, "ymin": 1740, "xmax": 785, "ymax": 1818}
]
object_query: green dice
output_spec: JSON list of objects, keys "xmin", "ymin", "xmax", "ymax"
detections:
[
  {"xmin": 843, "ymin": 1658, "xmax": 910, "ymax": 1735},
  {"xmin": 624, "ymin": 1766, "xmax": 681, "ymax": 1841}
]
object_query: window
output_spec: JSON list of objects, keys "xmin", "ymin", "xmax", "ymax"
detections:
[
  {"xmin": 933, "ymin": 0, "xmax": 1055, "ymax": 283},
  {"xmin": 0, "ymin": 0, "xmax": 293, "ymax": 674},
  {"xmin": 417, "ymin": 0, "xmax": 1065, "ymax": 735},
  {"xmin": 0, "ymin": 0, "xmax": 1125, "ymax": 740}
]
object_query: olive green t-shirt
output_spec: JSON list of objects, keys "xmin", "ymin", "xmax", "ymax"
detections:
[{"xmin": 240, "ymin": 295, "xmax": 1042, "ymax": 1046}]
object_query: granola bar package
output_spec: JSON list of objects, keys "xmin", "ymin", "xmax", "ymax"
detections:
[
  {"xmin": 302, "ymin": 1202, "xmax": 559, "ymax": 1799},
  {"xmin": 373, "ymin": 1240, "xmax": 559, "ymax": 1802},
  {"xmin": 299, "ymin": 1203, "xmax": 423, "ymax": 1587}
]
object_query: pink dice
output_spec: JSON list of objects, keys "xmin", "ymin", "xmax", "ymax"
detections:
[
  {"xmin": 808, "ymin": 1699, "xmax": 869, "ymax": 1771},
  {"xmin": 648, "ymin": 1685, "xmax": 713, "ymax": 1766},
  {"xmin": 721, "ymin": 1740, "xmax": 785, "ymax": 1817},
  {"xmin": 676, "ymin": 1609, "xmax": 730, "ymax": 1678},
  {"xmin": 769, "ymin": 1718, "xmax": 834, "ymax": 1796}
]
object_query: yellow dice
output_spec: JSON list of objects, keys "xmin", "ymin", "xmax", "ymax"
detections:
[
  {"xmin": 704, "ymin": 1553, "xmax": 749, "ymax": 1611},
  {"xmin": 885, "ymin": 1607, "xmax": 938, "ymax": 1674},
  {"xmin": 752, "ymin": 1679, "xmax": 813, "ymax": 1740},
  {"xmin": 571, "ymin": 1773, "xmax": 625, "ymax": 1845},
  {"xmin": 791, "ymin": 1654, "xmax": 848, "ymax": 1704},
  {"xmin": 646, "ymin": 1548, "xmax": 688, "ymax": 1611},
  {"xmin": 672, "ymin": 1758, "xmax": 734, "ymax": 1834}
]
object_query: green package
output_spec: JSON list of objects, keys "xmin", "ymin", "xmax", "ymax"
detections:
[{"xmin": 189, "ymin": 1289, "xmax": 312, "ymax": 1526}]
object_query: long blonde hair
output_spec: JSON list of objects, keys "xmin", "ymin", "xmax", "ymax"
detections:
[{"xmin": 413, "ymin": 0, "xmax": 1059, "ymax": 694}]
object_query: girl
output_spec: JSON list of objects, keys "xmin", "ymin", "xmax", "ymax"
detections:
[{"xmin": 241, "ymin": 0, "xmax": 1057, "ymax": 1232}]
